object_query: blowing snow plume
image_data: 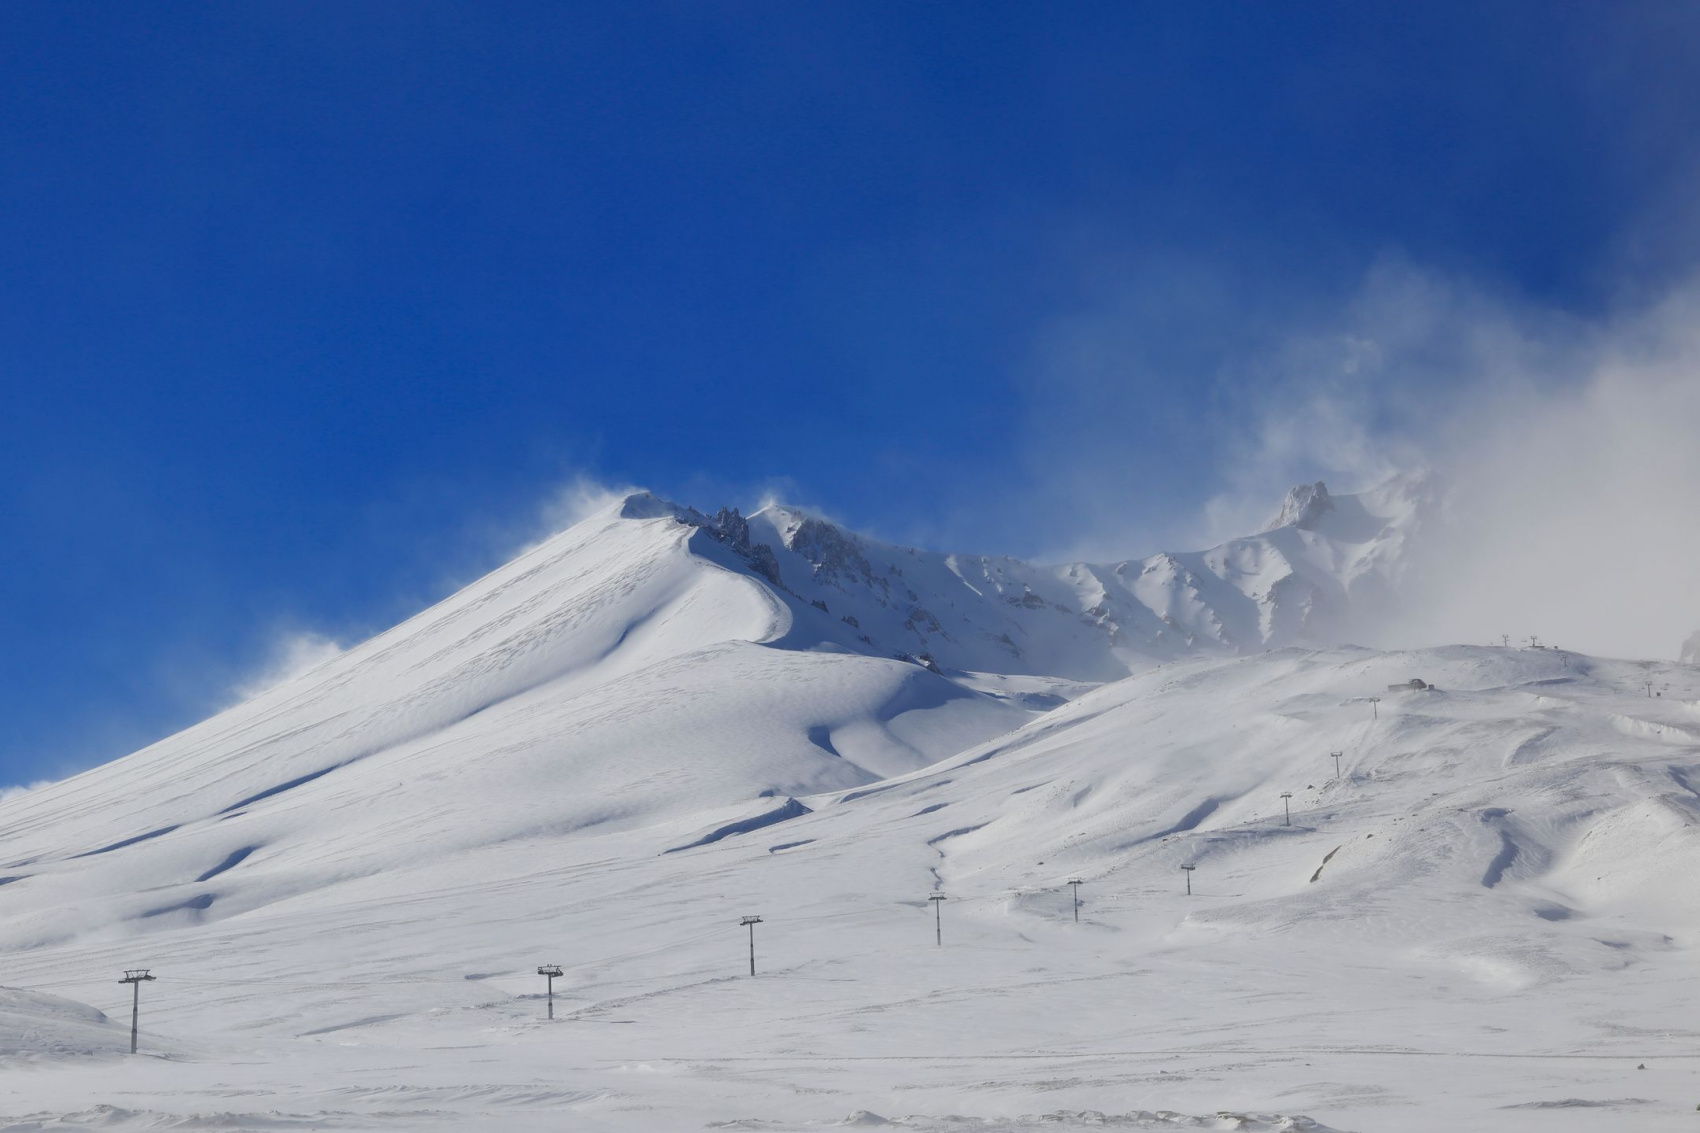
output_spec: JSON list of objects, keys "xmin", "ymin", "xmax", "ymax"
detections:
[
  {"xmin": 1193, "ymin": 261, "xmax": 1700, "ymax": 661},
  {"xmin": 1390, "ymin": 290, "xmax": 1700, "ymax": 660},
  {"xmin": 230, "ymin": 632, "xmax": 346, "ymax": 703},
  {"xmin": 1408, "ymin": 340, "xmax": 1700, "ymax": 659}
]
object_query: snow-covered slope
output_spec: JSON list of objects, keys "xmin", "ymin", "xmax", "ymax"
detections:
[
  {"xmin": 0, "ymin": 988, "xmax": 129, "ymax": 1063},
  {"xmin": 0, "ymin": 492, "xmax": 1033, "ymax": 950},
  {"xmin": 3, "ymin": 645, "xmax": 1700, "ymax": 1131}
]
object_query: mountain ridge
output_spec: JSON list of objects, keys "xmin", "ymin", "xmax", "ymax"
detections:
[{"xmin": 631, "ymin": 469, "xmax": 1437, "ymax": 683}]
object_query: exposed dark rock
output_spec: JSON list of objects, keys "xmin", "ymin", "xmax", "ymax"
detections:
[
  {"xmin": 786, "ymin": 516, "xmax": 877, "ymax": 589},
  {"xmin": 904, "ymin": 607, "xmax": 943, "ymax": 636},
  {"xmin": 689, "ymin": 506, "xmax": 785, "ymax": 589}
]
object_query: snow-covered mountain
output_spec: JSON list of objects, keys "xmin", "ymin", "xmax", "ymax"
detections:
[
  {"xmin": 1683, "ymin": 629, "xmax": 1700, "ymax": 665},
  {"xmin": 12, "ymin": 468, "xmax": 1700, "ymax": 1130},
  {"xmin": 0, "ymin": 474, "xmax": 1427, "ymax": 951}
]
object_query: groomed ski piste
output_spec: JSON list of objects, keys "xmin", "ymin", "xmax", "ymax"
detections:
[{"xmin": 2, "ymin": 488, "xmax": 1698, "ymax": 1131}]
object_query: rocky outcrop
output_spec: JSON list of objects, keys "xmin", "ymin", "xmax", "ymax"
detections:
[
  {"xmin": 673, "ymin": 503, "xmax": 786, "ymax": 589},
  {"xmin": 786, "ymin": 516, "xmax": 880, "ymax": 592},
  {"xmin": 1267, "ymin": 481, "xmax": 1334, "ymax": 530}
]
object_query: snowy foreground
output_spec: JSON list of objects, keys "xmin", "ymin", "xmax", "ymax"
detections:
[{"xmin": 3, "ymin": 496, "xmax": 1700, "ymax": 1130}]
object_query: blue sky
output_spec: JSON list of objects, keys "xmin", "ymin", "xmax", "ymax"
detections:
[{"xmin": 5, "ymin": 3, "xmax": 1700, "ymax": 785}]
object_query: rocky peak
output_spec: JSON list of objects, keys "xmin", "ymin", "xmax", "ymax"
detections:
[
  {"xmin": 618, "ymin": 490, "xmax": 692, "ymax": 521},
  {"xmin": 785, "ymin": 515, "xmax": 876, "ymax": 590},
  {"xmin": 1268, "ymin": 481, "xmax": 1334, "ymax": 531},
  {"xmin": 709, "ymin": 506, "xmax": 753, "ymax": 551}
]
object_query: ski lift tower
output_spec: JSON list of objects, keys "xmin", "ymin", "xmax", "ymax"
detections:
[
  {"xmin": 537, "ymin": 965, "xmax": 563, "ymax": 1020},
  {"xmin": 119, "ymin": 970, "xmax": 155, "ymax": 1054},
  {"xmin": 740, "ymin": 916, "xmax": 762, "ymax": 975}
]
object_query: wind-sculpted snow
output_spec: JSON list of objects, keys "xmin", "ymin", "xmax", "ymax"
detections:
[{"xmin": 0, "ymin": 988, "xmax": 130, "ymax": 1062}]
